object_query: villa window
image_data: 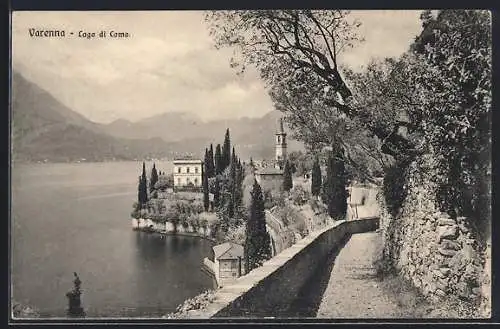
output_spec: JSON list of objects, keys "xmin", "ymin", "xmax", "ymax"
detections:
[
  {"xmin": 177, "ymin": 178, "xmax": 181, "ymax": 185},
  {"xmin": 194, "ymin": 178, "xmax": 198, "ymax": 185},
  {"xmin": 187, "ymin": 167, "xmax": 190, "ymax": 174},
  {"xmin": 195, "ymin": 167, "xmax": 198, "ymax": 174},
  {"xmin": 178, "ymin": 167, "xmax": 181, "ymax": 174}
]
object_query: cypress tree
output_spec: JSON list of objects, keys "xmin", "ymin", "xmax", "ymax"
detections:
[
  {"xmin": 203, "ymin": 162, "xmax": 210, "ymax": 212},
  {"xmin": 208, "ymin": 144, "xmax": 215, "ymax": 177},
  {"xmin": 323, "ymin": 148, "xmax": 348, "ymax": 219},
  {"xmin": 245, "ymin": 180, "xmax": 272, "ymax": 273},
  {"xmin": 137, "ymin": 175, "xmax": 143, "ymax": 209},
  {"xmin": 214, "ymin": 176, "xmax": 220, "ymax": 208},
  {"xmin": 139, "ymin": 162, "xmax": 148, "ymax": 208},
  {"xmin": 150, "ymin": 163, "xmax": 158, "ymax": 192},
  {"xmin": 311, "ymin": 157, "xmax": 322, "ymax": 196},
  {"xmin": 283, "ymin": 160, "xmax": 293, "ymax": 191},
  {"xmin": 222, "ymin": 128, "xmax": 231, "ymax": 171},
  {"xmin": 215, "ymin": 144, "xmax": 223, "ymax": 175}
]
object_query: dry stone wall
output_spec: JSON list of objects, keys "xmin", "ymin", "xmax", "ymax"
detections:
[{"xmin": 379, "ymin": 154, "xmax": 490, "ymax": 316}]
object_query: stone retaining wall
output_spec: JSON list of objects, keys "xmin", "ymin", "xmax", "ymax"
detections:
[
  {"xmin": 181, "ymin": 217, "xmax": 378, "ymax": 318},
  {"xmin": 379, "ymin": 154, "xmax": 490, "ymax": 316}
]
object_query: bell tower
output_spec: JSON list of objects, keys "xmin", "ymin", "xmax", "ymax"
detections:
[{"xmin": 275, "ymin": 118, "xmax": 287, "ymax": 169}]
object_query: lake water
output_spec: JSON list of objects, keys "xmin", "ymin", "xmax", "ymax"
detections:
[{"xmin": 10, "ymin": 161, "xmax": 215, "ymax": 318}]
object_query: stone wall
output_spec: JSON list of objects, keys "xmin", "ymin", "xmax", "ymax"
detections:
[
  {"xmin": 379, "ymin": 154, "xmax": 490, "ymax": 316},
  {"xmin": 131, "ymin": 218, "xmax": 213, "ymax": 240},
  {"xmin": 179, "ymin": 218, "xmax": 378, "ymax": 318}
]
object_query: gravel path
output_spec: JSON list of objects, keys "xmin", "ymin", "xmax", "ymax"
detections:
[{"xmin": 316, "ymin": 232, "xmax": 402, "ymax": 318}]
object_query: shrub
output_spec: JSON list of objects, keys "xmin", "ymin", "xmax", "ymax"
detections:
[
  {"xmin": 290, "ymin": 185, "xmax": 309, "ymax": 206},
  {"xmin": 383, "ymin": 158, "xmax": 411, "ymax": 218}
]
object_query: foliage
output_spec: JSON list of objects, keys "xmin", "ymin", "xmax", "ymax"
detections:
[
  {"xmin": 382, "ymin": 158, "xmax": 411, "ymax": 218},
  {"xmin": 263, "ymin": 189, "xmax": 285, "ymax": 210},
  {"xmin": 206, "ymin": 144, "xmax": 215, "ymax": 178},
  {"xmin": 222, "ymin": 128, "xmax": 231, "ymax": 172},
  {"xmin": 322, "ymin": 147, "xmax": 348, "ymax": 219},
  {"xmin": 290, "ymin": 184, "xmax": 309, "ymax": 206},
  {"xmin": 166, "ymin": 290, "xmax": 216, "ymax": 319},
  {"xmin": 137, "ymin": 162, "xmax": 148, "ymax": 209},
  {"xmin": 205, "ymin": 10, "xmax": 414, "ymax": 173},
  {"xmin": 12, "ymin": 300, "xmax": 39, "ymax": 318},
  {"xmin": 311, "ymin": 156, "xmax": 322, "ymax": 196},
  {"xmin": 215, "ymin": 144, "xmax": 223, "ymax": 175},
  {"xmin": 203, "ymin": 152, "xmax": 210, "ymax": 212},
  {"xmin": 154, "ymin": 173, "xmax": 174, "ymax": 191},
  {"xmin": 150, "ymin": 163, "xmax": 158, "ymax": 192},
  {"xmin": 245, "ymin": 180, "xmax": 272, "ymax": 273},
  {"xmin": 283, "ymin": 160, "xmax": 293, "ymax": 191}
]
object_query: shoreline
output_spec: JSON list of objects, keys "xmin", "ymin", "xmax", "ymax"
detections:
[{"xmin": 132, "ymin": 225, "xmax": 217, "ymax": 243}]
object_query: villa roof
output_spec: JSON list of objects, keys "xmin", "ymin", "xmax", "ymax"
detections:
[
  {"xmin": 213, "ymin": 242, "xmax": 244, "ymax": 261},
  {"xmin": 256, "ymin": 167, "xmax": 283, "ymax": 175},
  {"xmin": 173, "ymin": 158, "xmax": 203, "ymax": 164}
]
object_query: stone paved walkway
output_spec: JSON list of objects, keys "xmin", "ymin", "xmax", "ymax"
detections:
[{"xmin": 316, "ymin": 232, "xmax": 402, "ymax": 318}]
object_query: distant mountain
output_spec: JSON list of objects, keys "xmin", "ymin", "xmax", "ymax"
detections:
[
  {"xmin": 103, "ymin": 109, "xmax": 304, "ymax": 160},
  {"xmin": 11, "ymin": 71, "xmax": 176, "ymax": 162},
  {"xmin": 11, "ymin": 70, "xmax": 304, "ymax": 163}
]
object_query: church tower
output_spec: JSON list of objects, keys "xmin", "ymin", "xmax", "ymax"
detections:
[{"xmin": 275, "ymin": 118, "xmax": 287, "ymax": 170}]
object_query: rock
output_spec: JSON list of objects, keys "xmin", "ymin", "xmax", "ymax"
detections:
[
  {"xmin": 437, "ymin": 225, "xmax": 458, "ymax": 241},
  {"xmin": 440, "ymin": 240, "xmax": 461, "ymax": 251},
  {"xmin": 438, "ymin": 247, "xmax": 457, "ymax": 257},
  {"xmin": 438, "ymin": 218, "xmax": 456, "ymax": 226}
]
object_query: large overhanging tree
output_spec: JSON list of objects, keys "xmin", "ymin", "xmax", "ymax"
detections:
[{"xmin": 205, "ymin": 10, "xmax": 418, "ymax": 163}]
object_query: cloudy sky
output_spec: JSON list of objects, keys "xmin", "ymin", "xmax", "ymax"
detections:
[{"xmin": 12, "ymin": 10, "xmax": 423, "ymax": 123}]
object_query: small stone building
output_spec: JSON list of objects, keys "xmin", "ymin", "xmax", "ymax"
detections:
[
  {"xmin": 255, "ymin": 167, "xmax": 284, "ymax": 193},
  {"xmin": 212, "ymin": 242, "xmax": 245, "ymax": 287}
]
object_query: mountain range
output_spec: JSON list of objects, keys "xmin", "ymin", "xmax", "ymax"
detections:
[{"xmin": 11, "ymin": 71, "xmax": 303, "ymax": 163}]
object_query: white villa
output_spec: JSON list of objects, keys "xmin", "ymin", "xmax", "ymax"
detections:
[{"xmin": 172, "ymin": 158, "xmax": 203, "ymax": 191}]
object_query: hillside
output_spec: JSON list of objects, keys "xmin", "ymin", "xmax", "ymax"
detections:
[
  {"xmin": 104, "ymin": 110, "xmax": 304, "ymax": 160},
  {"xmin": 11, "ymin": 71, "xmax": 304, "ymax": 162},
  {"xmin": 11, "ymin": 71, "xmax": 175, "ymax": 162}
]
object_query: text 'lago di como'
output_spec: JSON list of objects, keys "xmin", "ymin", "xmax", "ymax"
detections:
[{"xmin": 28, "ymin": 28, "xmax": 130, "ymax": 39}]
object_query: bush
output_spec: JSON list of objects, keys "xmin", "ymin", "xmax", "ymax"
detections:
[
  {"xmin": 165, "ymin": 290, "xmax": 216, "ymax": 319},
  {"xmin": 383, "ymin": 159, "xmax": 411, "ymax": 218},
  {"xmin": 290, "ymin": 185, "xmax": 309, "ymax": 206}
]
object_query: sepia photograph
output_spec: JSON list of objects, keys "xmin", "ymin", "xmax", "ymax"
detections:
[{"xmin": 10, "ymin": 9, "xmax": 491, "ymax": 321}]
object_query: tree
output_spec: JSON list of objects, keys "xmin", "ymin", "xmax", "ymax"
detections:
[
  {"xmin": 150, "ymin": 163, "xmax": 158, "ymax": 193},
  {"xmin": 245, "ymin": 180, "xmax": 272, "ymax": 273},
  {"xmin": 215, "ymin": 144, "xmax": 223, "ymax": 175},
  {"xmin": 222, "ymin": 128, "xmax": 231, "ymax": 171},
  {"xmin": 205, "ymin": 10, "xmax": 419, "ymax": 162},
  {"xmin": 283, "ymin": 160, "xmax": 293, "ymax": 191},
  {"xmin": 311, "ymin": 156, "xmax": 322, "ymax": 196},
  {"xmin": 208, "ymin": 143, "xmax": 215, "ymax": 177},
  {"xmin": 137, "ymin": 162, "xmax": 148, "ymax": 209},
  {"xmin": 203, "ymin": 161, "xmax": 210, "ymax": 212},
  {"xmin": 213, "ymin": 175, "xmax": 221, "ymax": 208},
  {"xmin": 322, "ymin": 147, "xmax": 348, "ymax": 219}
]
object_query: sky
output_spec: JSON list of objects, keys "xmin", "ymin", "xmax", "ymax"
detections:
[{"xmin": 12, "ymin": 10, "xmax": 423, "ymax": 124}]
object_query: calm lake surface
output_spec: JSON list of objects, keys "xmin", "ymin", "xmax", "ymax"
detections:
[{"xmin": 11, "ymin": 161, "xmax": 215, "ymax": 318}]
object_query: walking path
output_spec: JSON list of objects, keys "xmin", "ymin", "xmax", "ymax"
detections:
[{"xmin": 316, "ymin": 231, "xmax": 403, "ymax": 318}]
